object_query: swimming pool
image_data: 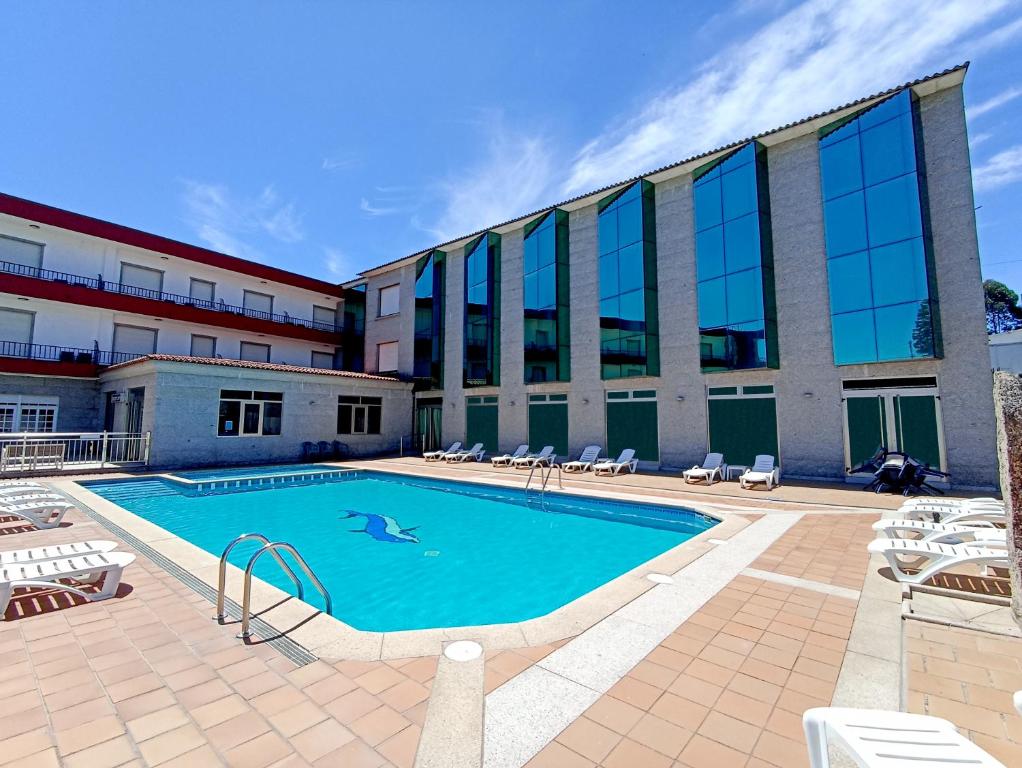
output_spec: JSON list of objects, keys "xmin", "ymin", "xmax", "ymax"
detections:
[{"xmin": 83, "ymin": 467, "xmax": 717, "ymax": 632}]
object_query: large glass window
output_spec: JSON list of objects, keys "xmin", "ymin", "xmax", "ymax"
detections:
[
  {"xmin": 819, "ymin": 89, "xmax": 940, "ymax": 365},
  {"xmin": 693, "ymin": 143, "xmax": 778, "ymax": 372},
  {"xmin": 217, "ymin": 390, "xmax": 283, "ymax": 437},
  {"xmin": 523, "ymin": 210, "xmax": 570, "ymax": 383},
  {"xmin": 341, "ymin": 284, "xmax": 366, "ymax": 372},
  {"xmin": 464, "ymin": 233, "xmax": 501, "ymax": 387},
  {"xmin": 598, "ymin": 181, "xmax": 659, "ymax": 379},
  {"xmin": 413, "ymin": 250, "xmax": 445, "ymax": 387}
]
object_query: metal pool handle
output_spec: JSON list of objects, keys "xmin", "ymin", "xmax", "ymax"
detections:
[
  {"xmin": 239, "ymin": 541, "xmax": 332, "ymax": 640},
  {"xmin": 214, "ymin": 532, "xmax": 305, "ymax": 622}
]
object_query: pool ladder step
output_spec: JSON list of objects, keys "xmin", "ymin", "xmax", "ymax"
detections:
[
  {"xmin": 215, "ymin": 533, "xmax": 332, "ymax": 640},
  {"xmin": 525, "ymin": 463, "xmax": 563, "ymax": 510}
]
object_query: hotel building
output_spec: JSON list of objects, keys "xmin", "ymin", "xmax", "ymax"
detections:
[{"xmin": 0, "ymin": 64, "xmax": 999, "ymax": 487}]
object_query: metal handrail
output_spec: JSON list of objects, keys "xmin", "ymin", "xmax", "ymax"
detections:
[
  {"xmin": 239, "ymin": 541, "xmax": 332, "ymax": 639},
  {"xmin": 214, "ymin": 533, "xmax": 305, "ymax": 622},
  {"xmin": 542, "ymin": 463, "xmax": 563, "ymax": 491}
]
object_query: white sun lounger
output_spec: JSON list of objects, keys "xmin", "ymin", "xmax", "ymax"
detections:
[
  {"xmin": 683, "ymin": 453, "xmax": 724, "ymax": 485},
  {"xmin": 593, "ymin": 448, "xmax": 637, "ymax": 476},
  {"xmin": 512, "ymin": 446, "xmax": 555, "ymax": 468},
  {"xmin": 901, "ymin": 496, "xmax": 1002, "ymax": 509},
  {"xmin": 563, "ymin": 445, "xmax": 602, "ymax": 473},
  {"xmin": 491, "ymin": 445, "xmax": 529, "ymax": 467},
  {"xmin": 0, "ymin": 500, "xmax": 74, "ymax": 530},
  {"xmin": 867, "ymin": 538, "xmax": 1009, "ymax": 585},
  {"xmin": 1, "ymin": 540, "xmax": 119, "ymax": 565},
  {"xmin": 739, "ymin": 455, "xmax": 780, "ymax": 490},
  {"xmin": 872, "ymin": 518, "xmax": 1004, "ymax": 545},
  {"xmin": 424, "ymin": 442, "xmax": 461, "ymax": 462},
  {"xmin": 803, "ymin": 706, "xmax": 1006, "ymax": 768},
  {"xmin": 445, "ymin": 443, "xmax": 485, "ymax": 462},
  {"xmin": 0, "ymin": 490, "xmax": 67, "ymax": 503},
  {"xmin": 1, "ymin": 551, "xmax": 136, "ymax": 617},
  {"xmin": 0, "ymin": 481, "xmax": 48, "ymax": 491},
  {"xmin": 902, "ymin": 505, "xmax": 1005, "ymax": 526}
]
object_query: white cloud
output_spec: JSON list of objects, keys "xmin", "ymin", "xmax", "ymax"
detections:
[
  {"xmin": 323, "ymin": 246, "xmax": 358, "ymax": 281},
  {"xmin": 564, "ymin": 0, "xmax": 1010, "ymax": 195},
  {"xmin": 180, "ymin": 181, "xmax": 305, "ymax": 260},
  {"xmin": 970, "ymin": 131, "xmax": 994, "ymax": 149},
  {"xmin": 425, "ymin": 114, "xmax": 554, "ymax": 242},
  {"xmin": 968, "ymin": 86, "xmax": 1022, "ymax": 118},
  {"xmin": 974, "ymin": 144, "xmax": 1022, "ymax": 190},
  {"xmin": 322, "ymin": 154, "xmax": 359, "ymax": 172}
]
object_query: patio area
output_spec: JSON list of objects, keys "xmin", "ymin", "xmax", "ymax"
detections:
[{"xmin": 1, "ymin": 459, "xmax": 1018, "ymax": 767}]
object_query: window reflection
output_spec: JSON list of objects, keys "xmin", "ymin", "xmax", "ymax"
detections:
[
  {"xmin": 693, "ymin": 142, "xmax": 778, "ymax": 372},
  {"xmin": 597, "ymin": 181, "xmax": 659, "ymax": 379},
  {"xmin": 523, "ymin": 210, "xmax": 570, "ymax": 383},
  {"xmin": 819, "ymin": 89, "xmax": 940, "ymax": 364},
  {"xmin": 464, "ymin": 234, "xmax": 501, "ymax": 386},
  {"xmin": 414, "ymin": 251, "xmax": 445, "ymax": 386}
]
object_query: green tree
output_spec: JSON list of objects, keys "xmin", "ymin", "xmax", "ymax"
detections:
[{"xmin": 984, "ymin": 279, "xmax": 1022, "ymax": 334}]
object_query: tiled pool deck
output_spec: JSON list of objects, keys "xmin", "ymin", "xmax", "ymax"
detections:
[{"xmin": 1, "ymin": 459, "xmax": 1019, "ymax": 767}]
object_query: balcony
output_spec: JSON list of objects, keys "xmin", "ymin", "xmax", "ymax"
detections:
[
  {"xmin": 0, "ymin": 340, "xmax": 146, "ymax": 376},
  {"xmin": 1, "ymin": 260, "xmax": 340, "ymax": 341}
]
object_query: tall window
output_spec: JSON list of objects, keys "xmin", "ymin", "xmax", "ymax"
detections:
[
  {"xmin": 693, "ymin": 142, "xmax": 778, "ymax": 372},
  {"xmin": 464, "ymin": 233, "xmax": 501, "ymax": 387},
  {"xmin": 217, "ymin": 390, "xmax": 282, "ymax": 437},
  {"xmin": 523, "ymin": 210, "xmax": 570, "ymax": 383},
  {"xmin": 341, "ymin": 284, "xmax": 366, "ymax": 372},
  {"xmin": 414, "ymin": 250, "xmax": 445, "ymax": 387},
  {"xmin": 337, "ymin": 395, "xmax": 382, "ymax": 434},
  {"xmin": 598, "ymin": 181, "xmax": 659, "ymax": 379},
  {"xmin": 378, "ymin": 284, "xmax": 400, "ymax": 317},
  {"xmin": 820, "ymin": 89, "xmax": 940, "ymax": 365}
]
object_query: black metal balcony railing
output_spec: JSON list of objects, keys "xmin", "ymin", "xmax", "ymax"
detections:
[
  {"xmin": 1, "ymin": 260, "xmax": 338, "ymax": 332},
  {"xmin": 0, "ymin": 340, "xmax": 145, "ymax": 366}
]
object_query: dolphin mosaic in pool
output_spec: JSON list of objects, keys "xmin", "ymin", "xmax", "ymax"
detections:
[{"xmin": 341, "ymin": 511, "xmax": 420, "ymax": 544}]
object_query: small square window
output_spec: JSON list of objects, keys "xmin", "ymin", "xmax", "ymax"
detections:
[
  {"xmin": 377, "ymin": 341, "xmax": 399, "ymax": 373},
  {"xmin": 378, "ymin": 284, "xmax": 400, "ymax": 316}
]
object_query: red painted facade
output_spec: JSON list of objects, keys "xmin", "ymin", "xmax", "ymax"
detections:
[{"xmin": 0, "ymin": 356, "xmax": 99, "ymax": 378}]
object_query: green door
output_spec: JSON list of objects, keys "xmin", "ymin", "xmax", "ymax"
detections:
[
  {"xmin": 895, "ymin": 395, "xmax": 941, "ymax": 468},
  {"xmin": 415, "ymin": 403, "xmax": 443, "ymax": 453},
  {"xmin": 707, "ymin": 398, "xmax": 778, "ymax": 467},
  {"xmin": 606, "ymin": 400, "xmax": 659, "ymax": 461},
  {"xmin": 466, "ymin": 397, "xmax": 498, "ymax": 451},
  {"xmin": 528, "ymin": 397, "xmax": 568, "ymax": 457},
  {"xmin": 845, "ymin": 396, "xmax": 887, "ymax": 471}
]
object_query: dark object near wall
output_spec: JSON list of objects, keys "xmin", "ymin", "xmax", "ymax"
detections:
[{"xmin": 851, "ymin": 446, "xmax": 949, "ymax": 495}]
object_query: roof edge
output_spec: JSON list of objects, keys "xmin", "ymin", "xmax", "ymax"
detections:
[{"xmin": 102, "ymin": 354, "xmax": 404, "ymax": 383}]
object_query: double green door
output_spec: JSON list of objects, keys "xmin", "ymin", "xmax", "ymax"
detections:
[{"xmin": 845, "ymin": 393, "xmax": 943, "ymax": 471}]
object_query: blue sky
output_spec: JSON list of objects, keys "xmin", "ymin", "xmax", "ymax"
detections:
[{"xmin": 2, "ymin": 1, "xmax": 1021, "ymax": 295}]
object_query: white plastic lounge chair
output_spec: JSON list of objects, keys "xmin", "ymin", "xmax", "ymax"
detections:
[
  {"xmin": 512, "ymin": 446, "xmax": 555, "ymax": 469},
  {"xmin": 424, "ymin": 442, "xmax": 460, "ymax": 462},
  {"xmin": 593, "ymin": 448, "xmax": 638, "ymax": 476},
  {"xmin": 0, "ymin": 481, "xmax": 48, "ymax": 490},
  {"xmin": 445, "ymin": 443, "xmax": 485, "ymax": 462},
  {"xmin": 1, "ymin": 540, "xmax": 119, "ymax": 565},
  {"xmin": 1, "ymin": 551, "xmax": 136, "ymax": 617},
  {"xmin": 0, "ymin": 500, "xmax": 74, "ymax": 530},
  {"xmin": 867, "ymin": 538, "xmax": 1009, "ymax": 585},
  {"xmin": 562, "ymin": 445, "xmax": 602, "ymax": 473},
  {"xmin": 0, "ymin": 490, "xmax": 67, "ymax": 503},
  {"xmin": 872, "ymin": 518, "xmax": 1002, "ymax": 544},
  {"xmin": 683, "ymin": 453, "xmax": 724, "ymax": 485},
  {"xmin": 739, "ymin": 455, "xmax": 779, "ymax": 490},
  {"xmin": 491, "ymin": 445, "xmax": 529, "ymax": 467},
  {"xmin": 902, "ymin": 505, "xmax": 1005, "ymax": 526},
  {"xmin": 803, "ymin": 706, "xmax": 1006, "ymax": 768},
  {"xmin": 901, "ymin": 496, "xmax": 1002, "ymax": 509}
]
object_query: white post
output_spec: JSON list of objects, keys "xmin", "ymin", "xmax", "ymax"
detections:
[
  {"xmin": 100, "ymin": 431, "xmax": 109, "ymax": 468},
  {"xmin": 143, "ymin": 432, "xmax": 151, "ymax": 465}
]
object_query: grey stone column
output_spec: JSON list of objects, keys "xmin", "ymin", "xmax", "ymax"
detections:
[
  {"xmin": 443, "ymin": 246, "xmax": 466, "ymax": 443},
  {"xmin": 499, "ymin": 229, "xmax": 527, "ymax": 451},
  {"xmin": 567, "ymin": 204, "xmax": 604, "ymax": 452}
]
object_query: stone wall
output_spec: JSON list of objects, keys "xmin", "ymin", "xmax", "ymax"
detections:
[{"xmin": 992, "ymin": 371, "xmax": 1022, "ymax": 628}]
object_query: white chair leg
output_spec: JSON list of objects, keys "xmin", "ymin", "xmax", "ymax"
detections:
[
  {"xmin": 0, "ymin": 583, "xmax": 11, "ymax": 617},
  {"xmin": 94, "ymin": 566, "xmax": 124, "ymax": 600},
  {"xmin": 802, "ymin": 709, "xmax": 831, "ymax": 768}
]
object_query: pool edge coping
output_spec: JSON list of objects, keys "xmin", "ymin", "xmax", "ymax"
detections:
[{"xmin": 52, "ymin": 468, "xmax": 755, "ymax": 662}]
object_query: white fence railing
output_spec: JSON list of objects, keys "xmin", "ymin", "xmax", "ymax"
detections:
[{"xmin": 0, "ymin": 431, "xmax": 151, "ymax": 473}]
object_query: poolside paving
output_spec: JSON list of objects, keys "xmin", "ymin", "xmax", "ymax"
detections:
[{"xmin": 1, "ymin": 462, "xmax": 1018, "ymax": 767}]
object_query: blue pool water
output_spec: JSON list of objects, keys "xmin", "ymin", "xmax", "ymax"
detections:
[{"xmin": 83, "ymin": 468, "xmax": 716, "ymax": 631}]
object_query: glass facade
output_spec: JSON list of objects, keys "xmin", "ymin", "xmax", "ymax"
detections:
[
  {"xmin": 820, "ymin": 89, "xmax": 940, "ymax": 365},
  {"xmin": 414, "ymin": 250, "xmax": 445, "ymax": 387},
  {"xmin": 598, "ymin": 180, "xmax": 659, "ymax": 379},
  {"xmin": 340, "ymin": 284, "xmax": 366, "ymax": 372},
  {"xmin": 523, "ymin": 210, "xmax": 570, "ymax": 383},
  {"xmin": 693, "ymin": 142, "xmax": 778, "ymax": 372},
  {"xmin": 464, "ymin": 233, "xmax": 501, "ymax": 387}
]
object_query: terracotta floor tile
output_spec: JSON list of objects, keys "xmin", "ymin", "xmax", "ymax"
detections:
[
  {"xmin": 377, "ymin": 678, "xmax": 430, "ymax": 712},
  {"xmin": 726, "ymin": 672, "xmax": 782, "ymax": 706},
  {"xmin": 325, "ymin": 688, "xmax": 384, "ymax": 724},
  {"xmin": 304, "ymin": 672, "xmax": 358, "ymax": 705},
  {"xmin": 125, "ymin": 704, "xmax": 189, "ymax": 742},
  {"xmin": 349, "ymin": 704, "xmax": 410, "ymax": 746},
  {"xmin": 584, "ymin": 695, "xmax": 646, "ymax": 735},
  {"xmin": 648, "ymin": 692, "xmax": 709, "ymax": 731},
  {"xmin": 524, "ymin": 741, "xmax": 595, "ymax": 768},
  {"xmin": 62, "ymin": 735, "xmax": 136, "ymax": 768},
  {"xmin": 666, "ymin": 673, "xmax": 724, "ymax": 706},
  {"xmin": 627, "ymin": 712, "xmax": 692, "ymax": 759},
  {"xmin": 697, "ymin": 710, "xmax": 761, "ymax": 753},
  {"xmin": 268, "ymin": 699, "xmax": 331, "ymax": 738},
  {"xmin": 556, "ymin": 716, "xmax": 622, "ymax": 763},
  {"xmin": 224, "ymin": 730, "xmax": 294, "ymax": 768},
  {"xmin": 603, "ymin": 737, "xmax": 674, "ymax": 768},
  {"xmin": 753, "ymin": 729, "xmax": 808, "ymax": 767},
  {"xmin": 376, "ymin": 724, "xmax": 421, "ymax": 768},
  {"xmin": 137, "ymin": 723, "xmax": 206, "ymax": 765},
  {"xmin": 206, "ymin": 709, "xmax": 272, "ymax": 751},
  {"xmin": 0, "ymin": 728, "xmax": 56, "ymax": 765},
  {"xmin": 115, "ymin": 688, "xmax": 178, "ymax": 721},
  {"xmin": 607, "ymin": 676, "xmax": 662, "ymax": 709},
  {"xmin": 291, "ymin": 718, "xmax": 355, "ymax": 762},
  {"xmin": 630, "ymin": 659, "xmax": 682, "ymax": 689},
  {"xmin": 677, "ymin": 733, "xmax": 749, "ymax": 768},
  {"xmin": 712, "ymin": 689, "xmax": 773, "ymax": 727},
  {"xmin": 314, "ymin": 738, "xmax": 386, "ymax": 767},
  {"xmin": 190, "ymin": 694, "xmax": 251, "ymax": 729}
]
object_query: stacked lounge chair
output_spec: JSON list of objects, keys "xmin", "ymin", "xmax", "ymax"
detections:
[
  {"xmin": 424, "ymin": 442, "xmax": 461, "ymax": 462},
  {"xmin": 512, "ymin": 445, "xmax": 555, "ymax": 469},
  {"xmin": 491, "ymin": 445, "xmax": 529, "ymax": 467},
  {"xmin": 444, "ymin": 443, "xmax": 485, "ymax": 462}
]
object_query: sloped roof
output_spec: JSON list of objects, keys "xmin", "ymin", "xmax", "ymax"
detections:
[{"xmin": 104, "ymin": 354, "xmax": 401, "ymax": 381}]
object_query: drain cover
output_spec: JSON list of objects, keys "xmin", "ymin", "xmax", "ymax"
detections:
[{"xmin": 444, "ymin": 640, "xmax": 482, "ymax": 662}]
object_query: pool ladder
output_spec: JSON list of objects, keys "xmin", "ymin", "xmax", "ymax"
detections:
[
  {"xmin": 215, "ymin": 533, "xmax": 333, "ymax": 640},
  {"xmin": 525, "ymin": 462, "xmax": 563, "ymax": 509}
]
